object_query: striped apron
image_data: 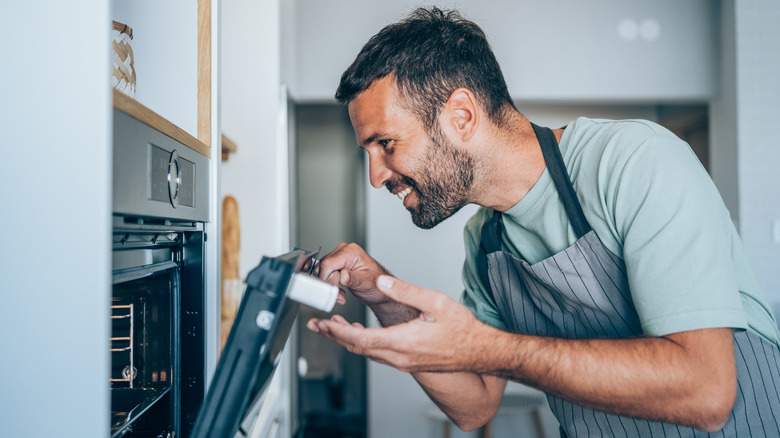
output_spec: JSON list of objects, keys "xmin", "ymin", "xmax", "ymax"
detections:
[{"xmin": 477, "ymin": 124, "xmax": 780, "ymax": 437}]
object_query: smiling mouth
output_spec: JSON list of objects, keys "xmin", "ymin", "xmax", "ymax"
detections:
[{"xmin": 396, "ymin": 187, "xmax": 412, "ymax": 201}]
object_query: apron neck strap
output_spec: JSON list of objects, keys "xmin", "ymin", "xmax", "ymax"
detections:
[{"xmin": 531, "ymin": 123, "xmax": 592, "ymax": 239}]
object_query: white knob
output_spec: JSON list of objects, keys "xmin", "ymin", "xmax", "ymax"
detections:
[{"xmin": 298, "ymin": 357, "xmax": 309, "ymax": 377}]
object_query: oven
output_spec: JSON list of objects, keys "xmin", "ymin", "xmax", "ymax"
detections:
[{"xmin": 111, "ymin": 108, "xmax": 210, "ymax": 438}]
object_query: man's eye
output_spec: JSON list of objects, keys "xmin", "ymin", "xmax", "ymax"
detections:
[{"xmin": 378, "ymin": 139, "xmax": 391, "ymax": 148}]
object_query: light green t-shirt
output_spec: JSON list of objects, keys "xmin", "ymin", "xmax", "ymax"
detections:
[{"xmin": 461, "ymin": 117, "xmax": 780, "ymax": 347}]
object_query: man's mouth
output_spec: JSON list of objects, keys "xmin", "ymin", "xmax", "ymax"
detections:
[{"xmin": 396, "ymin": 187, "xmax": 412, "ymax": 202}]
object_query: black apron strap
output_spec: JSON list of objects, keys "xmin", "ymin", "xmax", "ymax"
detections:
[
  {"xmin": 477, "ymin": 210, "xmax": 502, "ymax": 293},
  {"xmin": 531, "ymin": 123, "xmax": 592, "ymax": 239}
]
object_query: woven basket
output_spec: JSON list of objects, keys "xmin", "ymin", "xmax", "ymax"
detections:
[{"xmin": 111, "ymin": 21, "xmax": 136, "ymax": 97}]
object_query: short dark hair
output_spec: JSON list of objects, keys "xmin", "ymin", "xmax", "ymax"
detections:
[{"xmin": 335, "ymin": 7, "xmax": 516, "ymax": 130}]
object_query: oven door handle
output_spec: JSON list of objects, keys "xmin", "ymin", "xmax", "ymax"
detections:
[{"xmin": 113, "ymin": 260, "xmax": 180, "ymax": 284}]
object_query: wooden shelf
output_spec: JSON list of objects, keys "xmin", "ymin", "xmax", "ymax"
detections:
[
  {"xmin": 221, "ymin": 133, "xmax": 237, "ymax": 161},
  {"xmin": 112, "ymin": 88, "xmax": 210, "ymax": 158}
]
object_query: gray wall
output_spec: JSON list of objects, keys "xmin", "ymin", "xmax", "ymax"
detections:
[
  {"xmin": 289, "ymin": 0, "xmax": 718, "ymax": 103},
  {"xmin": 294, "ymin": 104, "xmax": 368, "ymax": 429}
]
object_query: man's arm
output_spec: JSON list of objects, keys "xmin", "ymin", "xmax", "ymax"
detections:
[{"xmin": 309, "ymin": 275, "xmax": 737, "ymax": 433}]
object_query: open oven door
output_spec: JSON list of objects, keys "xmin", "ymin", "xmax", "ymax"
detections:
[{"xmin": 191, "ymin": 249, "xmax": 337, "ymax": 438}]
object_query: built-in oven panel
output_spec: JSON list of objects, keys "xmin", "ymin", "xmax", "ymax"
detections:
[{"xmin": 113, "ymin": 109, "xmax": 209, "ymax": 222}]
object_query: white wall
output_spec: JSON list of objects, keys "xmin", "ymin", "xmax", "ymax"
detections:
[
  {"xmin": 221, "ymin": 0, "xmax": 286, "ymax": 279},
  {"xmin": 0, "ymin": 2, "xmax": 111, "ymax": 437}
]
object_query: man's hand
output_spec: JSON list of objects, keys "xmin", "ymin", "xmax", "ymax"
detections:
[
  {"xmin": 316, "ymin": 243, "xmax": 418, "ymax": 326},
  {"xmin": 316, "ymin": 243, "xmax": 390, "ymax": 306},
  {"xmin": 307, "ymin": 274, "xmax": 493, "ymax": 372}
]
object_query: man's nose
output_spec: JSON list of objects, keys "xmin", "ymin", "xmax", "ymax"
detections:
[{"xmin": 368, "ymin": 154, "xmax": 392, "ymax": 189}]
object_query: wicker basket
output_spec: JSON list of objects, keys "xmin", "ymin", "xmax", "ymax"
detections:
[{"xmin": 111, "ymin": 21, "xmax": 136, "ymax": 97}]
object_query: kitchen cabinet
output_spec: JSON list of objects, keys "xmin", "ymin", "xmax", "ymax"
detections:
[
  {"xmin": 111, "ymin": 0, "xmax": 222, "ymax": 384},
  {"xmin": 288, "ymin": 0, "xmax": 718, "ymax": 103}
]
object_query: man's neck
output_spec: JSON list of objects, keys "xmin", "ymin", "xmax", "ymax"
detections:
[{"xmin": 471, "ymin": 116, "xmax": 553, "ymax": 212}]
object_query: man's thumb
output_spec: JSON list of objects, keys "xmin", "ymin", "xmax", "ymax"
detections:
[{"xmin": 375, "ymin": 274, "xmax": 427, "ymax": 309}]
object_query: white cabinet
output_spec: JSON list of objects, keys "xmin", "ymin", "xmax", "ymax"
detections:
[
  {"xmin": 1, "ymin": 2, "xmax": 112, "ymax": 437},
  {"xmin": 289, "ymin": 0, "xmax": 718, "ymax": 103}
]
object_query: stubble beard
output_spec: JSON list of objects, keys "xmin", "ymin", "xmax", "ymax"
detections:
[{"xmin": 391, "ymin": 127, "xmax": 476, "ymax": 230}]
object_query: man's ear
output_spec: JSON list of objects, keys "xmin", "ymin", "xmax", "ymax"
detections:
[{"xmin": 442, "ymin": 88, "xmax": 480, "ymax": 142}]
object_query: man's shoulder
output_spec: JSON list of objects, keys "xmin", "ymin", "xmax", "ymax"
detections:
[
  {"xmin": 564, "ymin": 117, "xmax": 686, "ymax": 173},
  {"xmin": 567, "ymin": 117, "xmax": 673, "ymax": 138}
]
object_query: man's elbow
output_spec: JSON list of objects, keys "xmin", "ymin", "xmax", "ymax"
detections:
[
  {"xmin": 693, "ymin": 404, "xmax": 733, "ymax": 433},
  {"xmin": 450, "ymin": 408, "xmax": 498, "ymax": 433},
  {"xmin": 454, "ymin": 416, "xmax": 490, "ymax": 433},
  {"xmin": 689, "ymin": 381, "xmax": 736, "ymax": 433}
]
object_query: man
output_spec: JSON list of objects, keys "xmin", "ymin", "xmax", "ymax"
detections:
[{"xmin": 306, "ymin": 7, "xmax": 780, "ymax": 436}]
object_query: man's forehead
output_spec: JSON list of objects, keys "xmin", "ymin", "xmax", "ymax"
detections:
[
  {"xmin": 349, "ymin": 77, "xmax": 397, "ymax": 114},
  {"xmin": 347, "ymin": 77, "xmax": 402, "ymax": 144}
]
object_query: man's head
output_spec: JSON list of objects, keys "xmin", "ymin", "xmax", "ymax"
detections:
[
  {"xmin": 338, "ymin": 8, "xmax": 515, "ymax": 229},
  {"xmin": 336, "ymin": 8, "xmax": 514, "ymax": 228},
  {"xmin": 335, "ymin": 7, "xmax": 515, "ymax": 131},
  {"xmin": 348, "ymin": 76, "xmax": 476, "ymax": 229}
]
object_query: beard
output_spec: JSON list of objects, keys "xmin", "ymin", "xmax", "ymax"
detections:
[{"xmin": 387, "ymin": 127, "xmax": 475, "ymax": 229}]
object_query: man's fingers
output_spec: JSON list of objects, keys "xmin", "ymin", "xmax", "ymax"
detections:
[
  {"xmin": 317, "ymin": 243, "xmax": 357, "ymax": 283},
  {"xmin": 340, "ymin": 269, "xmax": 379, "ymax": 290},
  {"xmin": 307, "ymin": 315, "xmax": 413, "ymax": 370},
  {"xmin": 331, "ymin": 314, "xmax": 350, "ymax": 324},
  {"xmin": 309, "ymin": 317, "xmax": 375, "ymax": 355}
]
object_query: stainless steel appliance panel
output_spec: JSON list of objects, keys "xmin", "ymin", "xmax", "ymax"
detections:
[{"xmin": 113, "ymin": 109, "xmax": 209, "ymax": 222}]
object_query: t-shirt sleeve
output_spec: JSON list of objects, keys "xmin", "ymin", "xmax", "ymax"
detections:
[
  {"xmin": 460, "ymin": 208, "xmax": 509, "ymax": 331},
  {"xmin": 610, "ymin": 130, "xmax": 747, "ymax": 336}
]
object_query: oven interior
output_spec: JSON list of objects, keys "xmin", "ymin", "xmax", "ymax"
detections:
[{"xmin": 110, "ymin": 220, "xmax": 204, "ymax": 438}]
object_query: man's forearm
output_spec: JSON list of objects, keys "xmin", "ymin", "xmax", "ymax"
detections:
[
  {"xmin": 475, "ymin": 327, "xmax": 736, "ymax": 432},
  {"xmin": 411, "ymin": 371, "xmax": 507, "ymax": 432}
]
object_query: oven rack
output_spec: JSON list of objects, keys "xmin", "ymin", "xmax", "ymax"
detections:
[{"xmin": 110, "ymin": 304, "xmax": 135, "ymax": 387}]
